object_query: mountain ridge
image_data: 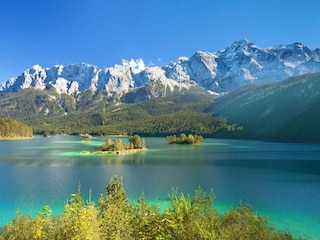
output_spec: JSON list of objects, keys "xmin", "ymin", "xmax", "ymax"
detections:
[
  {"xmin": 1, "ymin": 40, "xmax": 320, "ymax": 141},
  {"xmin": 1, "ymin": 40, "xmax": 320, "ymax": 98},
  {"xmin": 206, "ymin": 72, "xmax": 320, "ymax": 142}
]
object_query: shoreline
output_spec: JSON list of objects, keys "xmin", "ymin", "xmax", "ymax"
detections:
[{"xmin": 0, "ymin": 136, "xmax": 33, "ymax": 140}]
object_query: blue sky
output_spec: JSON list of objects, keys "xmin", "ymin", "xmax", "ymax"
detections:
[{"xmin": 0, "ymin": 0, "xmax": 319, "ymax": 84}]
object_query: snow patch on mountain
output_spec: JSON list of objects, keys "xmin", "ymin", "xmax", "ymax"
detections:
[
  {"xmin": 242, "ymin": 68, "xmax": 257, "ymax": 81},
  {"xmin": 122, "ymin": 59, "xmax": 145, "ymax": 73},
  {"xmin": 1, "ymin": 40, "xmax": 320, "ymax": 96}
]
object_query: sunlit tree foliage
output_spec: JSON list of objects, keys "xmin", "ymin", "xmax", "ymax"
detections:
[{"xmin": 0, "ymin": 177, "xmax": 299, "ymax": 240}]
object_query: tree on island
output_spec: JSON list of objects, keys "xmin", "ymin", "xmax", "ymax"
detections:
[
  {"xmin": 166, "ymin": 133, "xmax": 203, "ymax": 144},
  {"xmin": 98, "ymin": 135, "xmax": 145, "ymax": 152},
  {"xmin": 114, "ymin": 139, "xmax": 124, "ymax": 151},
  {"xmin": 128, "ymin": 135, "xmax": 144, "ymax": 149}
]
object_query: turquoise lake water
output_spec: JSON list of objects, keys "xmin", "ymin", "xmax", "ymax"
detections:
[{"xmin": 0, "ymin": 135, "xmax": 320, "ymax": 239}]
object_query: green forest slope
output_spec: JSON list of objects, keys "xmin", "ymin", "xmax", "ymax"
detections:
[
  {"xmin": 207, "ymin": 72, "xmax": 320, "ymax": 142},
  {"xmin": 0, "ymin": 87, "xmax": 230, "ymax": 136}
]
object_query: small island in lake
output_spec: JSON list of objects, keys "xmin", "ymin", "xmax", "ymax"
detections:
[
  {"xmin": 166, "ymin": 133, "xmax": 203, "ymax": 144},
  {"xmin": 80, "ymin": 133, "xmax": 93, "ymax": 142},
  {"xmin": 82, "ymin": 134, "xmax": 147, "ymax": 155},
  {"xmin": 0, "ymin": 117, "xmax": 33, "ymax": 140}
]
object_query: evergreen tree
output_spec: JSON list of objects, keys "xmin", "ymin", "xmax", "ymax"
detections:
[{"xmin": 98, "ymin": 176, "xmax": 134, "ymax": 239}]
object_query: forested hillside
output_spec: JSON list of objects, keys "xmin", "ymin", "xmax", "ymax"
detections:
[
  {"xmin": 0, "ymin": 87, "xmax": 231, "ymax": 136},
  {"xmin": 207, "ymin": 72, "xmax": 320, "ymax": 142},
  {"xmin": 3, "ymin": 71, "xmax": 320, "ymax": 141},
  {"xmin": 0, "ymin": 117, "xmax": 33, "ymax": 139}
]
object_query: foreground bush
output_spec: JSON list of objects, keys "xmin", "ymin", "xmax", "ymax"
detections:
[{"xmin": 0, "ymin": 176, "xmax": 300, "ymax": 240}]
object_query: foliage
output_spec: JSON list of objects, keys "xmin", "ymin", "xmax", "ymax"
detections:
[
  {"xmin": 0, "ymin": 210, "xmax": 34, "ymax": 240},
  {"xmin": 54, "ymin": 184, "xmax": 101, "ymax": 240},
  {"xmin": 128, "ymin": 135, "xmax": 144, "ymax": 149},
  {"xmin": 31, "ymin": 206, "xmax": 55, "ymax": 240},
  {"xmin": 99, "ymin": 137, "xmax": 116, "ymax": 151},
  {"xmin": 0, "ymin": 117, "xmax": 33, "ymax": 139},
  {"xmin": 97, "ymin": 135, "xmax": 145, "ymax": 152},
  {"xmin": 98, "ymin": 176, "xmax": 134, "ymax": 239},
  {"xmin": 0, "ymin": 177, "xmax": 300, "ymax": 240},
  {"xmin": 162, "ymin": 187, "xmax": 218, "ymax": 239},
  {"xmin": 218, "ymin": 203, "xmax": 298, "ymax": 240},
  {"xmin": 132, "ymin": 193, "xmax": 164, "ymax": 239},
  {"xmin": 167, "ymin": 133, "xmax": 204, "ymax": 144}
]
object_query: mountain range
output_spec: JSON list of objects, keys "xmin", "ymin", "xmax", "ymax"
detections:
[
  {"xmin": 1, "ymin": 39, "xmax": 320, "ymax": 98},
  {"xmin": 1, "ymin": 40, "xmax": 320, "ymax": 141}
]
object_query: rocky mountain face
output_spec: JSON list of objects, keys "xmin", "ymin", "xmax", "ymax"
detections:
[
  {"xmin": 165, "ymin": 40, "xmax": 320, "ymax": 92},
  {"xmin": 0, "ymin": 61, "xmax": 196, "ymax": 101},
  {"xmin": 1, "ymin": 40, "xmax": 320, "ymax": 98}
]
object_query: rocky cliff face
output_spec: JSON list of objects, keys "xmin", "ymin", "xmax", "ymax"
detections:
[
  {"xmin": 1, "ymin": 40, "xmax": 320, "ymax": 97},
  {"xmin": 165, "ymin": 40, "xmax": 320, "ymax": 92}
]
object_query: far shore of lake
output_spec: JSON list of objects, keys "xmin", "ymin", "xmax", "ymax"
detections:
[{"xmin": 0, "ymin": 136, "xmax": 33, "ymax": 140}]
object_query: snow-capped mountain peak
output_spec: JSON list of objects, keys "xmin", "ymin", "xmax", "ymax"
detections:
[
  {"xmin": 122, "ymin": 59, "xmax": 145, "ymax": 73},
  {"xmin": 1, "ymin": 40, "xmax": 320, "ymax": 96}
]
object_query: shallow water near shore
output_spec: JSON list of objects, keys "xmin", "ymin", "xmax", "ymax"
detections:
[{"xmin": 0, "ymin": 135, "xmax": 320, "ymax": 239}]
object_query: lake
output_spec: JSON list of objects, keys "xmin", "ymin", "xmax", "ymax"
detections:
[{"xmin": 0, "ymin": 135, "xmax": 320, "ymax": 239}]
